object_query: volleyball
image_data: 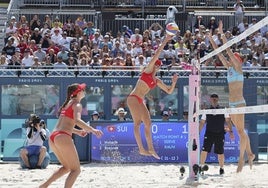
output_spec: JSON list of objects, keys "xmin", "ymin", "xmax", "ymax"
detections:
[{"xmin": 166, "ymin": 22, "xmax": 179, "ymax": 36}]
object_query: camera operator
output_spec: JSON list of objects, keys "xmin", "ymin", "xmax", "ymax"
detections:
[{"xmin": 20, "ymin": 114, "xmax": 47, "ymax": 169}]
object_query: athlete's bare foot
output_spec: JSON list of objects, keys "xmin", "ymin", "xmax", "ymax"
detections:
[
  {"xmin": 236, "ymin": 159, "xmax": 245, "ymax": 173},
  {"xmin": 148, "ymin": 150, "xmax": 160, "ymax": 160},
  {"xmin": 139, "ymin": 149, "xmax": 151, "ymax": 156},
  {"xmin": 248, "ymin": 154, "xmax": 255, "ymax": 170}
]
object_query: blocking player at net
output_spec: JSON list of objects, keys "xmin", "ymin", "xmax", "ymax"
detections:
[{"xmin": 208, "ymin": 20, "xmax": 255, "ymax": 173}]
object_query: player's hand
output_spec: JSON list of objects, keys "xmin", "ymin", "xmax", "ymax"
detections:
[
  {"xmin": 218, "ymin": 20, "xmax": 223, "ymax": 33},
  {"xmin": 80, "ymin": 130, "xmax": 88, "ymax": 137},
  {"xmin": 165, "ymin": 34, "xmax": 173, "ymax": 41},
  {"xmin": 92, "ymin": 129, "xmax": 103, "ymax": 138}
]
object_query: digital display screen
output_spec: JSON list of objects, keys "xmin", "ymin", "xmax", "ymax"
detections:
[{"xmin": 91, "ymin": 122, "xmax": 240, "ymax": 163}]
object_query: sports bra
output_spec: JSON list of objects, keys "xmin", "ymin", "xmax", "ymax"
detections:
[
  {"xmin": 140, "ymin": 71, "xmax": 157, "ymax": 89},
  {"xmin": 60, "ymin": 103, "xmax": 74, "ymax": 119},
  {"xmin": 227, "ymin": 67, "xmax": 244, "ymax": 83}
]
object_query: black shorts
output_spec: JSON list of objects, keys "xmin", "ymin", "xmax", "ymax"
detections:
[{"xmin": 202, "ymin": 132, "xmax": 225, "ymax": 154}]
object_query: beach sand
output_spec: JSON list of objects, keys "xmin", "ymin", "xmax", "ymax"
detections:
[{"xmin": 0, "ymin": 162, "xmax": 268, "ymax": 188}]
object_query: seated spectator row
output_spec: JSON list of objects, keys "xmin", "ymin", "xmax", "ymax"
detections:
[{"xmin": 1, "ymin": 13, "xmax": 268, "ymax": 71}]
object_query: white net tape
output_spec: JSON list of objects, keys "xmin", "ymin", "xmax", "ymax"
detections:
[{"xmin": 199, "ymin": 104, "xmax": 268, "ymax": 115}]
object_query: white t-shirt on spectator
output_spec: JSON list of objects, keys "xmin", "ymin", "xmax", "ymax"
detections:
[{"xmin": 22, "ymin": 55, "xmax": 34, "ymax": 67}]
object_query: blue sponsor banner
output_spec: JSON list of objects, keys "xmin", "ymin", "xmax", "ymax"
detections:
[{"xmin": 91, "ymin": 122, "xmax": 240, "ymax": 163}]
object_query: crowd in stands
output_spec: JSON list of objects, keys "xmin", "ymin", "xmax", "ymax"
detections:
[{"xmin": 1, "ymin": 13, "xmax": 268, "ymax": 71}]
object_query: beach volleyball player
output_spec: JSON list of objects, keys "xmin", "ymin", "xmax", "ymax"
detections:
[
  {"xmin": 127, "ymin": 24, "xmax": 179, "ymax": 159},
  {"xmin": 209, "ymin": 20, "xmax": 255, "ymax": 172}
]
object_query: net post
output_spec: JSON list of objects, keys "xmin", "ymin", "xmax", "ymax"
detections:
[{"xmin": 187, "ymin": 60, "xmax": 201, "ymax": 182}]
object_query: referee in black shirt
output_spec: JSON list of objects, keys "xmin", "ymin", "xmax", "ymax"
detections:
[{"xmin": 199, "ymin": 93, "xmax": 234, "ymax": 175}]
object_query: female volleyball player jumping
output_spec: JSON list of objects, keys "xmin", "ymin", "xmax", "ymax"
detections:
[
  {"xmin": 127, "ymin": 34, "xmax": 178, "ymax": 159},
  {"xmin": 209, "ymin": 20, "xmax": 255, "ymax": 173}
]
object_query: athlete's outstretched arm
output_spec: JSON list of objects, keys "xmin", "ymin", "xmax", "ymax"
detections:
[{"xmin": 147, "ymin": 34, "xmax": 173, "ymax": 70}]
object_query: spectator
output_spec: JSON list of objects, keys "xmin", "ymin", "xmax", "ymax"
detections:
[
  {"xmin": 0, "ymin": 55, "xmax": 8, "ymax": 68},
  {"xmin": 31, "ymin": 56, "xmax": 42, "ymax": 69},
  {"xmin": 114, "ymin": 107, "xmax": 128, "ymax": 121},
  {"xmin": 2, "ymin": 38, "xmax": 16, "ymax": 58},
  {"xmin": 237, "ymin": 17, "xmax": 248, "ymax": 33},
  {"xmin": 57, "ymin": 47, "xmax": 69, "ymax": 63},
  {"xmin": 83, "ymin": 21, "xmax": 95, "ymax": 40},
  {"xmin": 92, "ymin": 32, "xmax": 102, "ymax": 45},
  {"xmin": 7, "ymin": 54, "xmax": 21, "ymax": 69},
  {"xmin": 43, "ymin": 15, "xmax": 52, "ymax": 29},
  {"xmin": 250, "ymin": 57, "xmax": 261, "ymax": 69},
  {"xmin": 165, "ymin": 5, "xmax": 178, "ymax": 24},
  {"xmin": 17, "ymin": 23, "xmax": 30, "ymax": 38},
  {"xmin": 111, "ymin": 41, "xmax": 124, "ymax": 58},
  {"xmin": 52, "ymin": 16, "xmax": 63, "ymax": 28},
  {"xmin": 75, "ymin": 14, "xmax": 86, "ymax": 29},
  {"xmin": 99, "ymin": 35, "xmax": 113, "ymax": 50},
  {"xmin": 53, "ymin": 56, "xmax": 68, "ymax": 69},
  {"xmin": 181, "ymin": 111, "xmax": 188, "ymax": 121},
  {"xmin": 30, "ymin": 28, "xmax": 42, "ymax": 44},
  {"xmin": 164, "ymin": 43, "xmax": 176, "ymax": 68},
  {"xmin": 207, "ymin": 17, "xmax": 218, "ymax": 33},
  {"xmin": 132, "ymin": 43, "xmax": 143, "ymax": 57},
  {"xmin": 19, "ymin": 15, "xmax": 28, "ymax": 26},
  {"xmin": 5, "ymin": 22, "xmax": 17, "ymax": 43},
  {"xmin": 40, "ymin": 33, "xmax": 51, "ymax": 51},
  {"xmin": 194, "ymin": 16, "xmax": 206, "ymax": 30},
  {"xmin": 67, "ymin": 56, "xmax": 78, "ymax": 68},
  {"xmin": 33, "ymin": 45, "xmax": 46, "ymax": 63},
  {"xmin": 45, "ymin": 48, "xmax": 57, "ymax": 64},
  {"xmin": 130, "ymin": 28, "xmax": 143, "ymax": 45},
  {"xmin": 122, "ymin": 25, "xmax": 133, "ymax": 39},
  {"xmin": 149, "ymin": 22, "xmax": 163, "ymax": 41},
  {"xmin": 90, "ymin": 55, "xmax": 101, "ymax": 69},
  {"xmin": 51, "ymin": 28, "xmax": 62, "ymax": 45},
  {"xmin": 27, "ymin": 40, "xmax": 38, "ymax": 54},
  {"xmin": 124, "ymin": 53, "xmax": 135, "ymax": 68},
  {"xmin": 20, "ymin": 114, "xmax": 48, "ymax": 169},
  {"xmin": 79, "ymin": 33, "xmax": 90, "ymax": 49},
  {"xmin": 135, "ymin": 54, "xmax": 146, "ymax": 67},
  {"xmin": 91, "ymin": 42, "xmax": 102, "ymax": 59},
  {"xmin": 124, "ymin": 42, "xmax": 134, "ymax": 57},
  {"xmin": 21, "ymin": 48, "xmax": 34, "ymax": 68},
  {"xmin": 234, "ymin": 0, "xmax": 245, "ymax": 25},
  {"xmin": 51, "ymin": 21, "xmax": 63, "ymax": 36},
  {"xmin": 29, "ymin": 14, "xmax": 41, "ymax": 32},
  {"xmin": 161, "ymin": 111, "xmax": 170, "ymax": 121},
  {"xmin": 17, "ymin": 38, "xmax": 28, "ymax": 57},
  {"xmin": 91, "ymin": 111, "xmax": 100, "ymax": 121}
]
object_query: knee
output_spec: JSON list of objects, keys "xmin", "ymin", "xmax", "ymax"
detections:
[
  {"xmin": 70, "ymin": 167, "xmax": 81, "ymax": 175},
  {"xmin": 20, "ymin": 149, "xmax": 28, "ymax": 157},
  {"xmin": 237, "ymin": 128, "xmax": 246, "ymax": 135},
  {"xmin": 40, "ymin": 146, "xmax": 47, "ymax": 153}
]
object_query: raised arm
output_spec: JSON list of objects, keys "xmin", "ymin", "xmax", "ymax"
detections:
[
  {"xmin": 218, "ymin": 20, "xmax": 242, "ymax": 70},
  {"xmin": 147, "ymin": 34, "xmax": 172, "ymax": 70},
  {"xmin": 208, "ymin": 34, "xmax": 229, "ymax": 69}
]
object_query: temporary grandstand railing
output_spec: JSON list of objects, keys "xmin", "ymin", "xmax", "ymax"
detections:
[
  {"xmin": 0, "ymin": 67, "xmax": 267, "ymax": 78},
  {"xmin": 18, "ymin": 0, "xmax": 261, "ymax": 8}
]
